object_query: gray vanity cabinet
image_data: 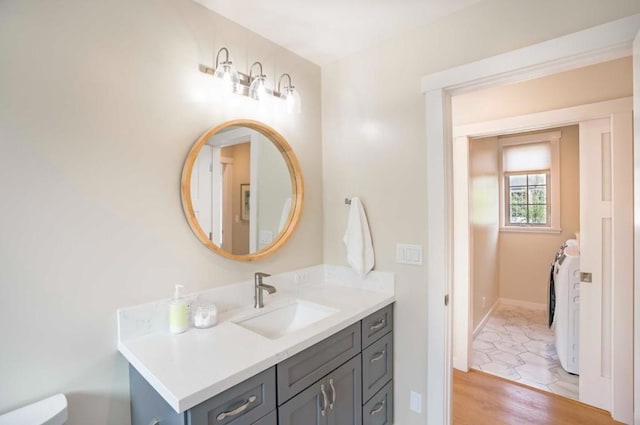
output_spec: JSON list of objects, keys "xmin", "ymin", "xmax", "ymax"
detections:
[
  {"xmin": 360, "ymin": 304, "xmax": 393, "ymax": 425},
  {"xmin": 278, "ymin": 355, "xmax": 362, "ymax": 425},
  {"xmin": 129, "ymin": 304, "xmax": 393, "ymax": 425},
  {"xmin": 129, "ymin": 365, "xmax": 276, "ymax": 425}
]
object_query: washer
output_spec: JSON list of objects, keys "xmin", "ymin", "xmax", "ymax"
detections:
[{"xmin": 554, "ymin": 242, "xmax": 580, "ymax": 375}]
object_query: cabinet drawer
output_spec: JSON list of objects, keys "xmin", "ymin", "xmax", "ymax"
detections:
[
  {"xmin": 188, "ymin": 367, "xmax": 276, "ymax": 425},
  {"xmin": 362, "ymin": 332, "xmax": 393, "ymax": 402},
  {"xmin": 251, "ymin": 410, "xmax": 276, "ymax": 425},
  {"xmin": 362, "ymin": 381, "xmax": 393, "ymax": 425},
  {"xmin": 361, "ymin": 304, "xmax": 393, "ymax": 348},
  {"xmin": 277, "ymin": 322, "xmax": 361, "ymax": 405}
]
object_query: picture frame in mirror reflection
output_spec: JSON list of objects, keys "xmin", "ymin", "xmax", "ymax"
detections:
[{"xmin": 241, "ymin": 183, "xmax": 250, "ymax": 221}]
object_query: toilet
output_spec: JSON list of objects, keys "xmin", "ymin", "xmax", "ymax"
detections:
[{"xmin": 0, "ymin": 394, "xmax": 67, "ymax": 425}]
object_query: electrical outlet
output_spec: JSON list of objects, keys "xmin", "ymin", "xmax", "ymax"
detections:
[
  {"xmin": 294, "ymin": 270, "xmax": 310, "ymax": 284},
  {"xmin": 410, "ymin": 391, "xmax": 422, "ymax": 413}
]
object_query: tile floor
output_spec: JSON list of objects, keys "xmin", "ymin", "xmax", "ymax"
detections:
[{"xmin": 471, "ymin": 303, "xmax": 579, "ymax": 400}]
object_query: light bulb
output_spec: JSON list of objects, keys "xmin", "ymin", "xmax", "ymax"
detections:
[
  {"xmin": 214, "ymin": 62, "xmax": 238, "ymax": 94},
  {"xmin": 283, "ymin": 86, "xmax": 301, "ymax": 114}
]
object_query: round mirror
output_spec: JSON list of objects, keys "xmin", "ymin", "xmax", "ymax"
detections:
[{"xmin": 181, "ymin": 120, "xmax": 304, "ymax": 261}]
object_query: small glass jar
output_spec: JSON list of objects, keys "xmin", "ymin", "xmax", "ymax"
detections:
[{"xmin": 193, "ymin": 303, "xmax": 218, "ymax": 329}]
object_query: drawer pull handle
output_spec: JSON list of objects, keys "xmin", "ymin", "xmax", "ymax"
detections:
[
  {"xmin": 370, "ymin": 350, "xmax": 386, "ymax": 362},
  {"xmin": 149, "ymin": 420, "xmax": 160, "ymax": 425},
  {"xmin": 370, "ymin": 400, "xmax": 385, "ymax": 416},
  {"xmin": 370, "ymin": 319, "xmax": 386, "ymax": 331},
  {"xmin": 320, "ymin": 384, "xmax": 328, "ymax": 417},
  {"xmin": 216, "ymin": 395, "xmax": 257, "ymax": 421},
  {"xmin": 329, "ymin": 378, "xmax": 336, "ymax": 410}
]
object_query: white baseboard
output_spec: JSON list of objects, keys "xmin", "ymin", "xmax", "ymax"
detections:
[
  {"xmin": 499, "ymin": 297, "xmax": 546, "ymax": 311},
  {"xmin": 472, "ymin": 299, "xmax": 499, "ymax": 338},
  {"xmin": 452, "ymin": 356, "xmax": 469, "ymax": 372}
]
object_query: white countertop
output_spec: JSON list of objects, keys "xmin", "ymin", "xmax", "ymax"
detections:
[{"xmin": 117, "ymin": 265, "xmax": 394, "ymax": 413}]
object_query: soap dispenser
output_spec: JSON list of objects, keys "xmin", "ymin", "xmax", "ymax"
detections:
[{"xmin": 169, "ymin": 284, "xmax": 189, "ymax": 334}]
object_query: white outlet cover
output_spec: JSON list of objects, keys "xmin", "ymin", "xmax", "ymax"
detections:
[{"xmin": 410, "ymin": 390, "xmax": 422, "ymax": 413}]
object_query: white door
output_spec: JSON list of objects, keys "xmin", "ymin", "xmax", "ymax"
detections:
[
  {"xmin": 192, "ymin": 145, "xmax": 213, "ymax": 239},
  {"xmin": 578, "ymin": 118, "xmax": 612, "ymax": 411},
  {"xmin": 210, "ymin": 147, "xmax": 222, "ymax": 245},
  {"xmin": 580, "ymin": 113, "xmax": 634, "ymax": 422}
]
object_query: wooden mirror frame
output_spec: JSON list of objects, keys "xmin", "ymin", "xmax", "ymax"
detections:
[{"xmin": 181, "ymin": 119, "xmax": 304, "ymax": 262}]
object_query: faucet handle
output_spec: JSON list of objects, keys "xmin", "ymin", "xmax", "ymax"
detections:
[{"xmin": 255, "ymin": 272, "xmax": 271, "ymax": 278}]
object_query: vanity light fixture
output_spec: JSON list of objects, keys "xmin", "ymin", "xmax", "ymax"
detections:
[
  {"xmin": 213, "ymin": 47, "xmax": 239, "ymax": 93},
  {"xmin": 248, "ymin": 62, "xmax": 270, "ymax": 101},
  {"xmin": 198, "ymin": 47, "xmax": 301, "ymax": 112},
  {"xmin": 277, "ymin": 73, "xmax": 301, "ymax": 114}
]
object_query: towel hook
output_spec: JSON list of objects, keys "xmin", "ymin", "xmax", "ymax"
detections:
[{"xmin": 344, "ymin": 198, "xmax": 352, "ymax": 205}]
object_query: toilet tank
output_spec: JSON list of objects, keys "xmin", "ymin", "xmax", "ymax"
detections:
[{"xmin": 0, "ymin": 394, "xmax": 67, "ymax": 425}]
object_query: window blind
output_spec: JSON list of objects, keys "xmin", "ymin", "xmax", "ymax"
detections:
[{"xmin": 503, "ymin": 142, "xmax": 551, "ymax": 173}]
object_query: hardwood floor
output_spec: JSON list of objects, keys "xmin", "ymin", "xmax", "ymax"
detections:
[{"xmin": 453, "ymin": 369, "xmax": 622, "ymax": 425}]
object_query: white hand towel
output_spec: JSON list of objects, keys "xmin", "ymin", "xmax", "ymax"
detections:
[
  {"xmin": 343, "ymin": 197, "xmax": 375, "ymax": 278},
  {"xmin": 278, "ymin": 197, "xmax": 292, "ymax": 233}
]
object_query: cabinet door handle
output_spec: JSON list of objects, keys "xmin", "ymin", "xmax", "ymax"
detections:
[
  {"xmin": 149, "ymin": 420, "xmax": 160, "ymax": 425},
  {"xmin": 320, "ymin": 384, "xmax": 328, "ymax": 417},
  {"xmin": 370, "ymin": 400, "xmax": 385, "ymax": 416},
  {"xmin": 216, "ymin": 395, "xmax": 257, "ymax": 421},
  {"xmin": 328, "ymin": 378, "xmax": 336, "ymax": 410},
  {"xmin": 370, "ymin": 319, "xmax": 386, "ymax": 331},
  {"xmin": 370, "ymin": 350, "xmax": 386, "ymax": 362}
]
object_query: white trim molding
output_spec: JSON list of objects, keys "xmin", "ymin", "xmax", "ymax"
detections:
[
  {"xmin": 499, "ymin": 297, "xmax": 546, "ymax": 311},
  {"xmin": 472, "ymin": 299, "xmax": 500, "ymax": 338},
  {"xmin": 421, "ymin": 14, "xmax": 640, "ymax": 425}
]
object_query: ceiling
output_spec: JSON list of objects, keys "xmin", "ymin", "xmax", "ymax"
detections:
[{"xmin": 194, "ymin": 0, "xmax": 482, "ymax": 65}]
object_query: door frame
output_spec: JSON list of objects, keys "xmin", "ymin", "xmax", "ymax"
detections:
[{"xmin": 420, "ymin": 14, "xmax": 640, "ymax": 424}]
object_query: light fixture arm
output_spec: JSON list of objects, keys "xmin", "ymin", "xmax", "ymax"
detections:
[
  {"xmin": 215, "ymin": 47, "xmax": 230, "ymax": 68},
  {"xmin": 278, "ymin": 73, "xmax": 293, "ymax": 92},
  {"xmin": 249, "ymin": 61, "xmax": 265, "ymax": 80}
]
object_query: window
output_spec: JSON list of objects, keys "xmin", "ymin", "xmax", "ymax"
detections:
[
  {"xmin": 499, "ymin": 131, "xmax": 561, "ymax": 232},
  {"xmin": 506, "ymin": 173, "xmax": 549, "ymax": 225}
]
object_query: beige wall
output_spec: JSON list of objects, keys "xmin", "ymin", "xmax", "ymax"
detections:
[
  {"xmin": 0, "ymin": 0, "xmax": 322, "ymax": 423},
  {"xmin": 499, "ymin": 126, "xmax": 581, "ymax": 304},
  {"xmin": 321, "ymin": 2, "xmax": 640, "ymax": 424},
  {"xmin": 469, "ymin": 137, "xmax": 500, "ymax": 328},
  {"xmin": 453, "ymin": 57, "xmax": 633, "ymax": 125}
]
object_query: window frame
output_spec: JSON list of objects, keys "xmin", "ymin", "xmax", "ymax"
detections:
[{"xmin": 498, "ymin": 131, "xmax": 561, "ymax": 233}]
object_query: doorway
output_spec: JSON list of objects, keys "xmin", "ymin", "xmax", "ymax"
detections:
[
  {"xmin": 450, "ymin": 98, "xmax": 633, "ymax": 417},
  {"xmin": 421, "ymin": 15, "xmax": 640, "ymax": 425},
  {"xmin": 461, "ymin": 125, "xmax": 581, "ymax": 401}
]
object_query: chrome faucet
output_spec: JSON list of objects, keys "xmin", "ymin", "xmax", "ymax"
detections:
[{"xmin": 254, "ymin": 272, "xmax": 276, "ymax": 309}]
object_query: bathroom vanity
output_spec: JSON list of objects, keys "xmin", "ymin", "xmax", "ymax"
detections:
[{"xmin": 117, "ymin": 265, "xmax": 394, "ymax": 425}]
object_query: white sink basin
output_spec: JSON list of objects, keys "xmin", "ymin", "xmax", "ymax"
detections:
[{"xmin": 234, "ymin": 300, "xmax": 337, "ymax": 339}]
